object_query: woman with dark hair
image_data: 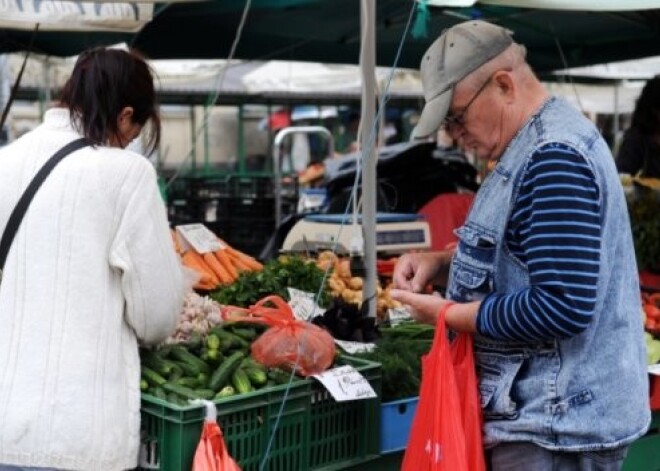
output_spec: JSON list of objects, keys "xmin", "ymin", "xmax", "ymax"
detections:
[
  {"xmin": 616, "ymin": 75, "xmax": 660, "ymax": 178},
  {"xmin": 0, "ymin": 47, "xmax": 183, "ymax": 470}
]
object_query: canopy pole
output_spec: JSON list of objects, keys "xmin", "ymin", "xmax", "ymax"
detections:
[
  {"xmin": 612, "ymin": 80, "xmax": 621, "ymax": 151},
  {"xmin": 360, "ymin": 0, "xmax": 377, "ymax": 319}
]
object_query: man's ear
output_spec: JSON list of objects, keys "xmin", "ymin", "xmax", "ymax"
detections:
[{"xmin": 493, "ymin": 71, "xmax": 516, "ymax": 104}]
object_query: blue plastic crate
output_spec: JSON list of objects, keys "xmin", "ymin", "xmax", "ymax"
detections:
[{"xmin": 379, "ymin": 397, "xmax": 418, "ymax": 454}]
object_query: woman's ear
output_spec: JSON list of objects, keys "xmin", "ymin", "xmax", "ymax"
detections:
[{"xmin": 118, "ymin": 106, "xmax": 135, "ymax": 124}]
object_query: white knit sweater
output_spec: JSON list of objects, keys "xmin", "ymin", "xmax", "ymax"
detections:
[{"xmin": 0, "ymin": 109, "xmax": 184, "ymax": 470}]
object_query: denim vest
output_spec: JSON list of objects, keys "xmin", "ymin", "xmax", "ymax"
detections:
[{"xmin": 447, "ymin": 97, "xmax": 651, "ymax": 450}]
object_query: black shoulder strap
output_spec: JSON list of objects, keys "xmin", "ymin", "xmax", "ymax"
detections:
[{"xmin": 0, "ymin": 137, "xmax": 91, "ymax": 277}]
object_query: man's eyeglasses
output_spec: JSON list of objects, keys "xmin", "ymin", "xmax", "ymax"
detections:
[{"xmin": 442, "ymin": 72, "xmax": 496, "ymax": 131}]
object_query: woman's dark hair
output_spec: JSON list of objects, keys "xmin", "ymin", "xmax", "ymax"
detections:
[
  {"xmin": 631, "ymin": 75, "xmax": 660, "ymax": 136},
  {"xmin": 59, "ymin": 47, "xmax": 161, "ymax": 155}
]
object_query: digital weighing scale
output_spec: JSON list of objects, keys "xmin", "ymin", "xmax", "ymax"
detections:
[{"xmin": 281, "ymin": 213, "xmax": 431, "ymax": 255}]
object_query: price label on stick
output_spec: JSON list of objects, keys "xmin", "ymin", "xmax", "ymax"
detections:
[
  {"xmin": 176, "ymin": 224, "xmax": 222, "ymax": 254},
  {"xmin": 287, "ymin": 288, "xmax": 324, "ymax": 321},
  {"xmin": 312, "ymin": 365, "xmax": 377, "ymax": 402},
  {"xmin": 334, "ymin": 339, "xmax": 376, "ymax": 354},
  {"xmin": 388, "ymin": 306, "xmax": 412, "ymax": 326}
]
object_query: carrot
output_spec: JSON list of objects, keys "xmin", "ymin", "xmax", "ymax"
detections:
[
  {"xmin": 203, "ymin": 252, "xmax": 233, "ymax": 284},
  {"xmin": 196, "ymin": 279, "xmax": 218, "ymax": 291},
  {"xmin": 182, "ymin": 251, "xmax": 219, "ymax": 286},
  {"xmin": 226, "ymin": 247, "xmax": 263, "ymax": 271},
  {"xmin": 215, "ymin": 249, "xmax": 239, "ymax": 279},
  {"xmin": 228, "ymin": 252, "xmax": 252, "ymax": 273}
]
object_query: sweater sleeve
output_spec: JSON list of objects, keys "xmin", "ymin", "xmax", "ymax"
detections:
[
  {"xmin": 476, "ymin": 143, "xmax": 601, "ymax": 342},
  {"xmin": 109, "ymin": 159, "xmax": 184, "ymax": 345}
]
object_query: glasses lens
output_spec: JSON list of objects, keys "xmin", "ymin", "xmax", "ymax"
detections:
[{"xmin": 442, "ymin": 114, "xmax": 461, "ymax": 130}]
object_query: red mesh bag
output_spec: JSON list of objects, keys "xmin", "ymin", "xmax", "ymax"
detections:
[{"xmin": 222, "ymin": 295, "xmax": 335, "ymax": 376}]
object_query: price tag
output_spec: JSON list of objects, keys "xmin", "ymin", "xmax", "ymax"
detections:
[
  {"xmin": 287, "ymin": 288, "xmax": 324, "ymax": 321},
  {"xmin": 649, "ymin": 364, "xmax": 660, "ymax": 376},
  {"xmin": 387, "ymin": 306, "xmax": 412, "ymax": 326},
  {"xmin": 176, "ymin": 224, "xmax": 222, "ymax": 254},
  {"xmin": 312, "ymin": 365, "xmax": 377, "ymax": 402},
  {"xmin": 334, "ymin": 339, "xmax": 376, "ymax": 354}
]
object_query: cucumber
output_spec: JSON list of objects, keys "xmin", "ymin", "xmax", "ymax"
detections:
[
  {"xmin": 152, "ymin": 386, "xmax": 168, "ymax": 401},
  {"xmin": 243, "ymin": 367, "xmax": 267, "ymax": 387},
  {"xmin": 141, "ymin": 367, "xmax": 167, "ymax": 387},
  {"xmin": 194, "ymin": 388, "xmax": 217, "ymax": 400},
  {"xmin": 240, "ymin": 357, "xmax": 267, "ymax": 373},
  {"xmin": 232, "ymin": 368, "xmax": 252, "ymax": 395},
  {"xmin": 166, "ymin": 392, "xmax": 187, "ymax": 407},
  {"xmin": 267, "ymin": 368, "xmax": 294, "ymax": 385},
  {"xmin": 197, "ymin": 372, "xmax": 209, "ymax": 387},
  {"xmin": 168, "ymin": 364, "xmax": 184, "ymax": 382},
  {"xmin": 208, "ymin": 351, "xmax": 245, "ymax": 391},
  {"xmin": 206, "ymin": 334, "xmax": 221, "ymax": 350},
  {"xmin": 214, "ymin": 385, "xmax": 235, "ymax": 399},
  {"xmin": 210, "ymin": 328, "xmax": 250, "ymax": 351},
  {"xmin": 163, "ymin": 382, "xmax": 199, "ymax": 401},
  {"xmin": 201, "ymin": 348, "xmax": 224, "ymax": 364},
  {"xmin": 228, "ymin": 327, "xmax": 258, "ymax": 341},
  {"xmin": 174, "ymin": 377, "xmax": 200, "ymax": 389},
  {"xmin": 172, "ymin": 360, "xmax": 200, "ymax": 378},
  {"xmin": 142, "ymin": 351, "xmax": 175, "ymax": 376},
  {"xmin": 169, "ymin": 346, "xmax": 210, "ymax": 374}
]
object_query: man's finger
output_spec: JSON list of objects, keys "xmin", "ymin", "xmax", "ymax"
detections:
[{"xmin": 390, "ymin": 288, "xmax": 418, "ymax": 306}]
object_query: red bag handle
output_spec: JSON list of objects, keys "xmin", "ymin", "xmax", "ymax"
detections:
[{"xmin": 221, "ymin": 295, "xmax": 296, "ymax": 328}]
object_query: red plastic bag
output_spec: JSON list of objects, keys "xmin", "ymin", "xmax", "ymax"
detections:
[
  {"xmin": 222, "ymin": 295, "xmax": 335, "ymax": 376},
  {"xmin": 192, "ymin": 402, "xmax": 241, "ymax": 471},
  {"xmin": 402, "ymin": 312, "xmax": 486, "ymax": 471}
]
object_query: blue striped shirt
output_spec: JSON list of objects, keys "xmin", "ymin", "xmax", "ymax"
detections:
[{"xmin": 476, "ymin": 143, "xmax": 601, "ymax": 341}]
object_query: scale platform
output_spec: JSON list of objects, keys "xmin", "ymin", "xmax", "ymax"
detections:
[{"xmin": 281, "ymin": 213, "xmax": 431, "ymax": 255}]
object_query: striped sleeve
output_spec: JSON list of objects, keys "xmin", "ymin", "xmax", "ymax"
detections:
[{"xmin": 476, "ymin": 143, "xmax": 601, "ymax": 342}]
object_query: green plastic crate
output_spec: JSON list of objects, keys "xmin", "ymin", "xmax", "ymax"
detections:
[
  {"xmin": 308, "ymin": 355, "xmax": 382, "ymax": 470},
  {"xmin": 622, "ymin": 411, "xmax": 660, "ymax": 471},
  {"xmin": 139, "ymin": 380, "xmax": 311, "ymax": 471}
]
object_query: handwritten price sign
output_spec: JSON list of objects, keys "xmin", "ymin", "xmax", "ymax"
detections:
[{"xmin": 312, "ymin": 365, "xmax": 377, "ymax": 402}]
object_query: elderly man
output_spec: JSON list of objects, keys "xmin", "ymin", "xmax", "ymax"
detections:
[{"xmin": 391, "ymin": 20, "xmax": 649, "ymax": 470}]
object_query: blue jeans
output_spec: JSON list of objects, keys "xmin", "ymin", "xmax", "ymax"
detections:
[{"xmin": 488, "ymin": 442, "xmax": 628, "ymax": 471}]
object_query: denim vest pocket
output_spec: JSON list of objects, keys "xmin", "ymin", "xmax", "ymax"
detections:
[
  {"xmin": 448, "ymin": 259, "xmax": 491, "ymax": 302},
  {"xmin": 476, "ymin": 352, "xmax": 525, "ymax": 420}
]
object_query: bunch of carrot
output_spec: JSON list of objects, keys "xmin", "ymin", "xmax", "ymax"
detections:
[{"xmin": 171, "ymin": 231, "xmax": 263, "ymax": 290}]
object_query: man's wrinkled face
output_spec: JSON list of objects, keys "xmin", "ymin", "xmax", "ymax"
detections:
[{"xmin": 444, "ymin": 70, "xmax": 508, "ymax": 162}]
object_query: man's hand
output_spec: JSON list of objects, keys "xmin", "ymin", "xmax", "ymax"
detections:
[
  {"xmin": 392, "ymin": 250, "xmax": 453, "ymax": 293},
  {"xmin": 390, "ymin": 289, "xmax": 480, "ymax": 333},
  {"xmin": 389, "ymin": 289, "xmax": 446, "ymax": 325}
]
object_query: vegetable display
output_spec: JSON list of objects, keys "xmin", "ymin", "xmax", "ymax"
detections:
[
  {"xmin": 210, "ymin": 255, "xmax": 331, "ymax": 308},
  {"xmin": 352, "ymin": 322, "xmax": 434, "ymax": 402},
  {"xmin": 172, "ymin": 229, "xmax": 263, "ymax": 291},
  {"xmin": 165, "ymin": 291, "xmax": 222, "ymax": 343},
  {"xmin": 317, "ymin": 250, "xmax": 401, "ymax": 321},
  {"xmin": 141, "ymin": 323, "xmax": 304, "ymax": 406}
]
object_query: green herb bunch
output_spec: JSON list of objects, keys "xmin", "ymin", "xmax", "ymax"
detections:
[{"xmin": 210, "ymin": 255, "xmax": 332, "ymax": 308}]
